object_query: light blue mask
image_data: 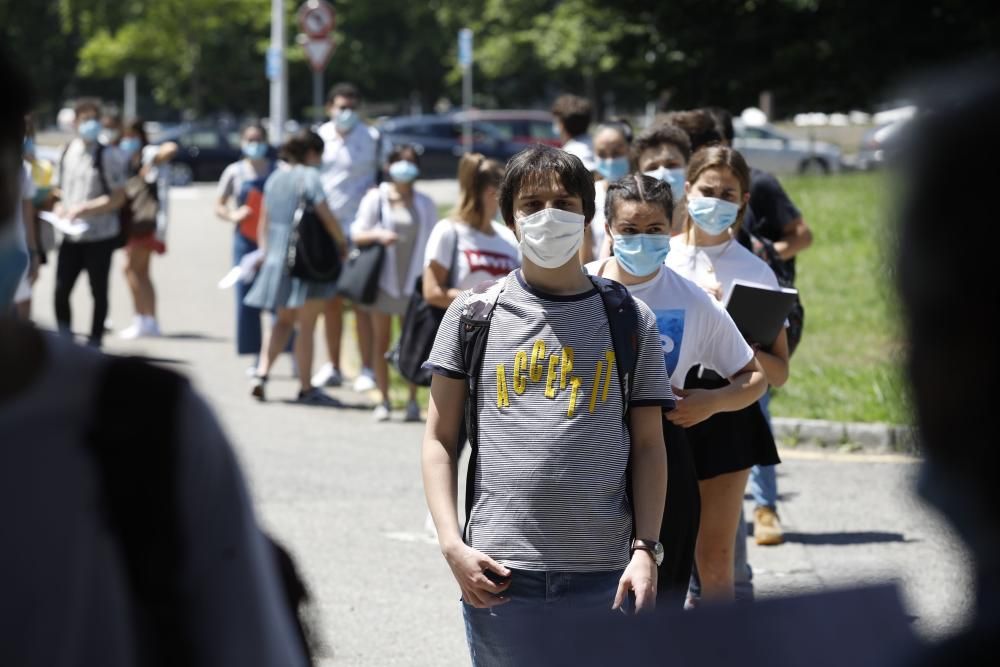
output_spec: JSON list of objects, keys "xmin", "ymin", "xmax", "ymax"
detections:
[
  {"xmin": 0, "ymin": 232, "xmax": 29, "ymax": 311},
  {"xmin": 595, "ymin": 156, "xmax": 629, "ymax": 182},
  {"xmin": 120, "ymin": 137, "xmax": 142, "ymax": 158},
  {"xmin": 334, "ymin": 109, "xmax": 359, "ymax": 133},
  {"xmin": 242, "ymin": 141, "xmax": 268, "ymax": 160},
  {"xmin": 687, "ymin": 196, "xmax": 740, "ymax": 235},
  {"xmin": 612, "ymin": 233, "xmax": 670, "ymax": 277},
  {"xmin": 644, "ymin": 166, "xmax": 686, "ymax": 200},
  {"xmin": 78, "ymin": 119, "xmax": 102, "ymax": 143},
  {"xmin": 389, "ymin": 160, "xmax": 419, "ymax": 183}
]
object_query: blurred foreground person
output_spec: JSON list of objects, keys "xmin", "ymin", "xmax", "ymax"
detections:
[
  {"xmin": 896, "ymin": 61, "xmax": 1000, "ymax": 666},
  {"xmin": 0, "ymin": 52, "xmax": 313, "ymax": 666}
]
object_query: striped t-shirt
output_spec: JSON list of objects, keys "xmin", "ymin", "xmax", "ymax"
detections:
[{"xmin": 427, "ymin": 270, "xmax": 674, "ymax": 572}]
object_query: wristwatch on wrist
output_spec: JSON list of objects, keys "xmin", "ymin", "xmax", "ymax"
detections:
[{"xmin": 631, "ymin": 538, "xmax": 664, "ymax": 566}]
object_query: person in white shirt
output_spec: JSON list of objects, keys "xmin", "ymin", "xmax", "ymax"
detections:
[
  {"xmin": 422, "ymin": 152, "xmax": 519, "ymax": 308},
  {"xmin": 551, "ymin": 94, "xmax": 595, "ymax": 169},
  {"xmin": 585, "ymin": 173, "xmax": 768, "ymax": 605},
  {"xmin": 583, "ymin": 121, "xmax": 632, "ymax": 264},
  {"xmin": 665, "ymin": 145, "xmax": 790, "ymax": 601},
  {"xmin": 313, "ymin": 82, "xmax": 384, "ymax": 393}
]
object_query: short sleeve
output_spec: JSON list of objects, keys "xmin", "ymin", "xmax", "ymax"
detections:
[
  {"xmin": 350, "ymin": 188, "xmax": 381, "ymax": 237},
  {"xmin": 424, "ymin": 220, "xmax": 457, "ymax": 270},
  {"xmin": 629, "ymin": 299, "xmax": 676, "ymax": 409},
  {"xmin": 305, "ymin": 168, "xmax": 325, "ymax": 205},
  {"xmin": 102, "ymin": 147, "xmax": 127, "ymax": 190},
  {"xmin": 704, "ymin": 299, "xmax": 755, "ymax": 378},
  {"xmin": 216, "ymin": 164, "xmax": 237, "ymax": 202},
  {"xmin": 749, "ymin": 172, "xmax": 801, "ymax": 238},
  {"xmin": 21, "ymin": 164, "xmax": 36, "ymax": 201},
  {"xmin": 422, "ymin": 291, "xmax": 468, "ymax": 379}
]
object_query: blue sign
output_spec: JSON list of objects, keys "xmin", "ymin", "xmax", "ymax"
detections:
[
  {"xmin": 266, "ymin": 47, "xmax": 282, "ymax": 81},
  {"xmin": 458, "ymin": 28, "xmax": 473, "ymax": 68}
]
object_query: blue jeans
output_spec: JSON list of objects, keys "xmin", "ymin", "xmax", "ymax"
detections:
[
  {"xmin": 233, "ymin": 231, "xmax": 262, "ymax": 356},
  {"xmin": 462, "ymin": 569, "xmax": 627, "ymax": 666},
  {"xmin": 749, "ymin": 391, "xmax": 778, "ymax": 509}
]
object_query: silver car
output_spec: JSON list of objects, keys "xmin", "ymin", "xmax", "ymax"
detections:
[{"xmin": 733, "ymin": 120, "xmax": 842, "ymax": 174}]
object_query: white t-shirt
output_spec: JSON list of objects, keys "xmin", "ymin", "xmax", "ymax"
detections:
[
  {"xmin": 317, "ymin": 121, "xmax": 382, "ymax": 231},
  {"xmin": 585, "ymin": 259, "xmax": 753, "ymax": 387},
  {"xmin": 138, "ymin": 145, "xmax": 170, "ymax": 237},
  {"xmin": 562, "ymin": 135, "xmax": 595, "ymax": 171},
  {"xmin": 590, "ymin": 180, "xmax": 608, "ymax": 259},
  {"xmin": 667, "ymin": 235, "xmax": 780, "ymax": 303},
  {"xmin": 423, "ymin": 219, "xmax": 520, "ymax": 290}
]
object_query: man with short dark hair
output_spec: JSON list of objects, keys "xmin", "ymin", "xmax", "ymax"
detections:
[
  {"xmin": 551, "ymin": 93, "xmax": 595, "ymax": 169},
  {"xmin": 53, "ymin": 97, "xmax": 127, "ymax": 347},
  {"xmin": 422, "ymin": 145, "xmax": 673, "ymax": 662},
  {"xmin": 313, "ymin": 81, "xmax": 383, "ymax": 391}
]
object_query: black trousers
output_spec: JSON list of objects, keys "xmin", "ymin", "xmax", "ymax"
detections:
[
  {"xmin": 54, "ymin": 237, "xmax": 117, "ymax": 346},
  {"xmin": 657, "ymin": 418, "xmax": 701, "ymax": 608}
]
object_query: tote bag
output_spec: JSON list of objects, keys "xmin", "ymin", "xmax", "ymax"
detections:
[
  {"xmin": 389, "ymin": 224, "xmax": 459, "ymax": 386},
  {"xmin": 335, "ymin": 196, "xmax": 385, "ymax": 304}
]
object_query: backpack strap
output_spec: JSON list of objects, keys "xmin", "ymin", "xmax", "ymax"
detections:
[
  {"xmin": 457, "ymin": 276, "xmax": 507, "ymax": 525},
  {"xmin": 586, "ymin": 274, "xmax": 639, "ymax": 423},
  {"xmin": 87, "ymin": 356, "xmax": 189, "ymax": 665},
  {"xmin": 93, "ymin": 143, "xmax": 111, "ymax": 196}
]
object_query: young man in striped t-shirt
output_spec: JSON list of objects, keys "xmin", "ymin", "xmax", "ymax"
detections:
[{"xmin": 422, "ymin": 144, "xmax": 673, "ymax": 663}]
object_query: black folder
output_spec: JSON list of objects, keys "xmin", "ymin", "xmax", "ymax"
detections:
[{"xmin": 724, "ymin": 279, "xmax": 798, "ymax": 347}]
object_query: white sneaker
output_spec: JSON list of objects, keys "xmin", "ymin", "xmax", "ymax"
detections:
[
  {"xmin": 373, "ymin": 402, "xmax": 391, "ymax": 422},
  {"xmin": 119, "ymin": 317, "xmax": 144, "ymax": 340},
  {"xmin": 353, "ymin": 368, "xmax": 377, "ymax": 392},
  {"xmin": 311, "ymin": 362, "xmax": 343, "ymax": 387},
  {"xmin": 404, "ymin": 399, "xmax": 421, "ymax": 422},
  {"xmin": 141, "ymin": 316, "xmax": 161, "ymax": 337}
]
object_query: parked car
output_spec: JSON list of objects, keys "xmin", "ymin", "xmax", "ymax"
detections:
[
  {"xmin": 733, "ymin": 120, "xmax": 842, "ymax": 175},
  {"xmin": 378, "ymin": 112, "xmax": 555, "ymax": 179},
  {"xmin": 150, "ymin": 123, "xmax": 248, "ymax": 185},
  {"xmin": 855, "ymin": 118, "xmax": 909, "ymax": 170}
]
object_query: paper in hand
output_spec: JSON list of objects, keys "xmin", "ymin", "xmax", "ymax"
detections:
[
  {"xmin": 39, "ymin": 211, "xmax": 90, "ymax": 237},
  {"xmin": 217, "ymin": 249, "xmax": 264, "ymax": 289}
]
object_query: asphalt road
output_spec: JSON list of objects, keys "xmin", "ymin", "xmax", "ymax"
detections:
[{"xmin": 27, "ymin": 183, "xmax": 973, "ymax": 665}]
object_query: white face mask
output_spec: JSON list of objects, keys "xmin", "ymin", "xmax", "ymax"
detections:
[{"xmin": 516, "ymin": 207, "xmax": 585, "ymax": 269}]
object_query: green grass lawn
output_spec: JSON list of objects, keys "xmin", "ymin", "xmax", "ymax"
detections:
[
  {"xmin": 381, "ymin": 175, "xmax": 910, "ymax": 424},
  {"xmin": 769, "ymin": 171, "xmax": 910, "ymax": 425}
]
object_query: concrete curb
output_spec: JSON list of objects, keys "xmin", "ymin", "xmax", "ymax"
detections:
[{"xmin": 772, "ymin": 417, "xmax": 919, "ymax": 456}]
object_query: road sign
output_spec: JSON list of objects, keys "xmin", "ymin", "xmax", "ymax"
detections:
[
  {"xmin": 458, "ymin": 28, "xmax": 473, "ymax": 68},
  {"xmin": 298, "ymin": 0, "xmax": 336, "ymax": 39},
  {"xmin": 303, "ymin": 37, "xmax": 335, "ymax": 72}
]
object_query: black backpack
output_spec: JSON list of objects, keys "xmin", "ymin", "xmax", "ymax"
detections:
[{"xmin": 456, "ymin": 273, "xmax": 641, "ymax": 521}]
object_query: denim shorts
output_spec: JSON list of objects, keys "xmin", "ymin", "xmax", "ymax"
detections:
[{"xmin": 462, "ymin": 569, "xmax": 628, "ymax": 666}]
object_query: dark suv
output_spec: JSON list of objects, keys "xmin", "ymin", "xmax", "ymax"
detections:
[{"xmin": 377, "ymin": 111, "xmax": 557, "ymax": 179}]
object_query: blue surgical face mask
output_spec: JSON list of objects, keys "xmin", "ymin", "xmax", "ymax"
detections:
[
  {"xmin": 242, "ymin": 141, "xmax": 268, "ymax": 160},
  {"xmin": 120, "ymin": 137, "xmax": 142, "ymax": 158},
  {"xmin": 612, "ymin": 233, "xmax": 670, "ymax": 277},
  {"xmin": 644, "ymin": 166, "xmax": 686, "ymax": 200},
  {"xmin": 687, "ymin": 196, "xmax": 740, "ymax": 235},
  {"xmin": 388, "ymin": 160, "xmax": 419, "ymax": 183},
  {"xmin": 595, "ymin": 156, "xmax": 630, "ymax": 182},
  {"xmin": 334, "ymin": 108, "xmax": 358, "ymax": 133},
  {"xmin": 0, "ymin": 231, "xmax": 29, "ymax": 311},
  {"xmin": 78, "ymin": 119, "xmax": 102, "ymax": 143}
]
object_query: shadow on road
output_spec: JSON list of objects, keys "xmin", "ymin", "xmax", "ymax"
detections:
[
  {"xmin": 783, "ymin": 531, "xmax": 910, "ymax": 546},
  {"xmin": 161, "ymin": 332, "xmax": 229, "ymax": 342}
]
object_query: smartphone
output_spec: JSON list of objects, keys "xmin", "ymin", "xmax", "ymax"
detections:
[{"xmin": 483, "ymin": 569, "xmax": 512, "ymax": 585}]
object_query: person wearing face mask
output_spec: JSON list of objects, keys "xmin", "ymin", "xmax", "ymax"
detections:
[
  {"xmin": 422, "ymin": 145, "xmax": 674, "ymax": 662},
  {"xmin": 51, "ymin": 98, "xmax": 127, "ymax": 348},
  {"xmin": 216, "ymin": 123, "xmax": 276, "ymax": 368},
  {"xmin": 118, "ymin": 118, "xmax": 178, "ymax": 339},
  {"xmin": 584, "ymin": 121, "xmax": 632, "ymax": 264},
  {"xmin": 351, "ymin": 145, "xmax": 437, "ymax": 422},
  {"xmin": 314, "ymin": 82, "xmax": 384, "ymax": 395},
  {"xmin": 665, "ymin": 146, "xmax": 789, "ymax": 603},
  {"xmin": 584, "ymin": 173, "xmax": 767, "ymax": 607},
  {"xmin": 244, "ymin": 130, "xmax": 346, "ymax": 405},
  {"xmin": 631, "ymin": 123, "xmax": 692, "ymax": 236},
  {"xmin": 551, "ymin": 93, "xmax": 595, "ymax": 169},
  {"xmin": 99, "ymin": 109, "xmax": 123, "ymax": 149}
]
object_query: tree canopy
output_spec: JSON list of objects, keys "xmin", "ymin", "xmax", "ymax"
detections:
[{"xmin": 4, "ymin": 0, "xmax": 995, "ymax": 122}]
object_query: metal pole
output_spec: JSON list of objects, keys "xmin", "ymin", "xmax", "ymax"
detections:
[
  {"xmin": 269, "ymin": 0, "xmax": 288, "ymax": 145},
  {"xmin": 462, "ymin": 66, "xmax": 472, "ymax": 152},
  {"xmin": 124, "ymin": 73, "xmax": 137, "ymax": 119},
  {"xmin": 313, "ymin": 70, "xmax": 323, "ymax": 124}
]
